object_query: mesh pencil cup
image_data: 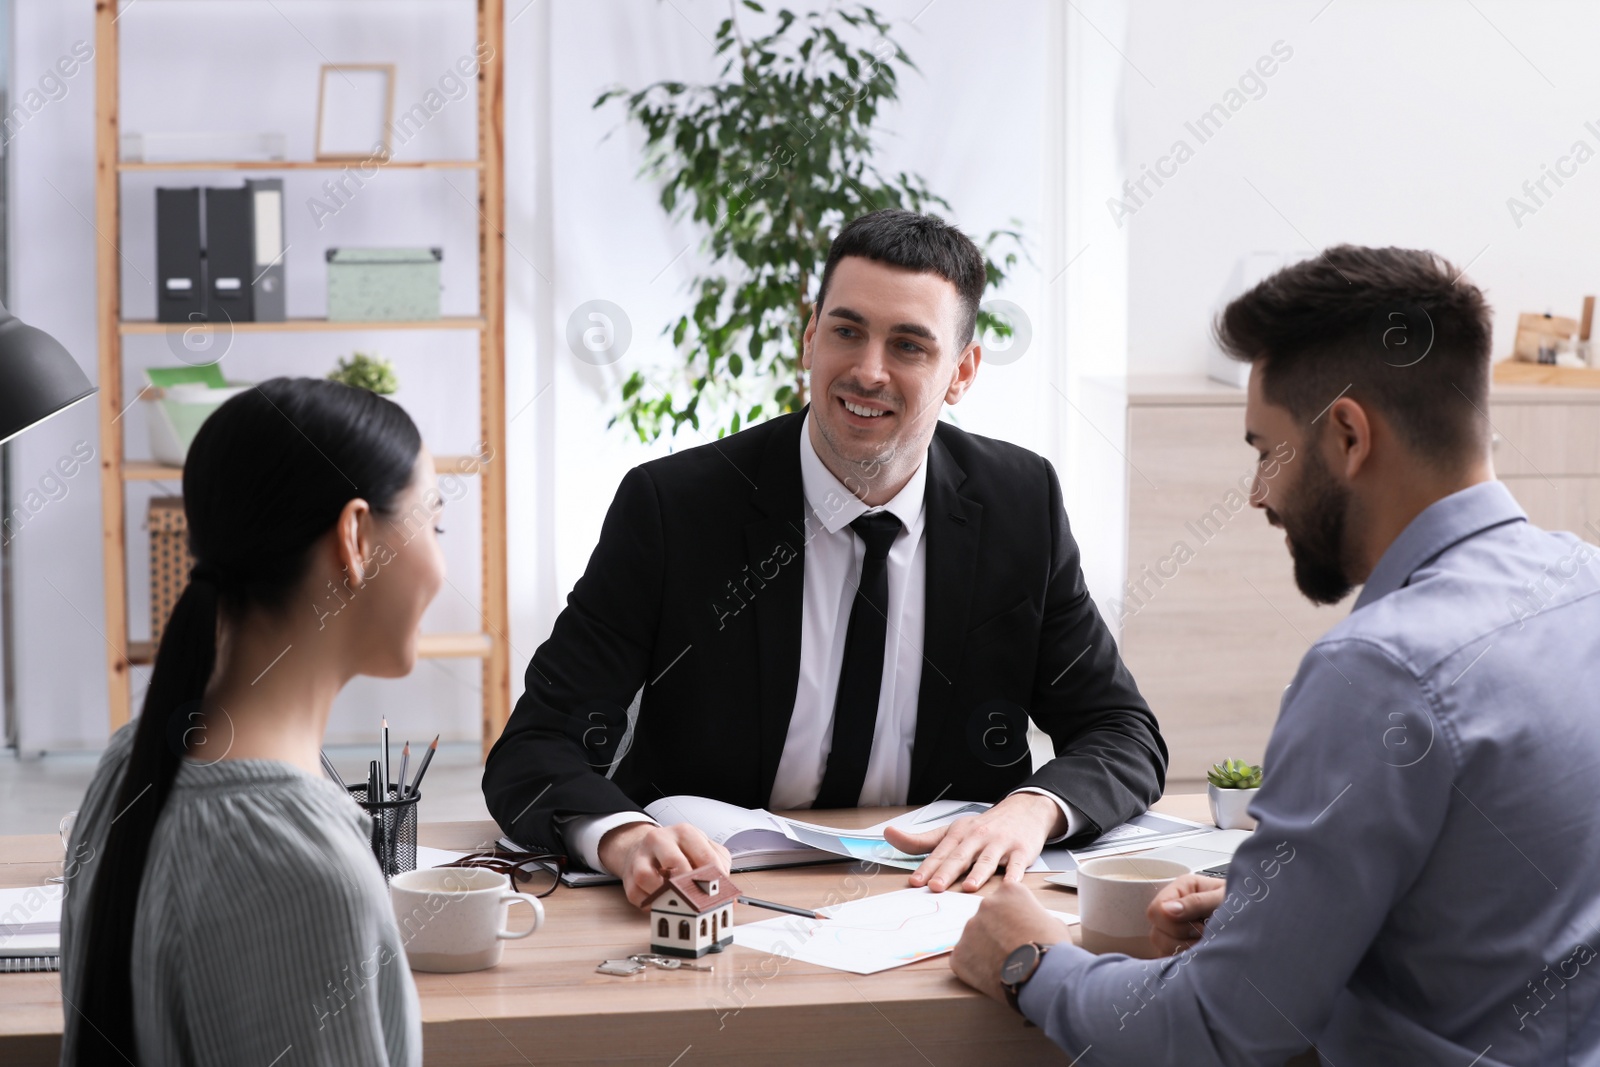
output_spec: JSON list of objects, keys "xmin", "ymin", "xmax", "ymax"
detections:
[{"xmin": 349, "ymin": 784, "xmax": 420, "ymax": 880}]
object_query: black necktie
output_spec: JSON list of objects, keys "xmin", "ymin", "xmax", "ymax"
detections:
[{"xmin": 814, "ymin": 511, "xmax": 904, "ymax": 809}]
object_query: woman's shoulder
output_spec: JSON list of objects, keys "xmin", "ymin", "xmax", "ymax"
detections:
[{"xmin": 154, "ymin": 762, "xmax": 387, "ymax": 910}]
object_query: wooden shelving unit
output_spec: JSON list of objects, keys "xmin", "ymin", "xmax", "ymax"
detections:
[
  {"xmin": 125, "ymin": 632, "xmax": 494, "ymax": 667},
  {"xmin": 123, "ymin": 454, "xmax": 486, "ymax": 483},
  {"xmin": 118, "ymin": 160, "xmax": 484, "ymax": 173},
  {"xmin": 93, "ymin": 0, "xmax": 511, "ymax": 756},
  {"xmin": 118, "ymin": 317, "xmax": 488, "ymax": 335}
]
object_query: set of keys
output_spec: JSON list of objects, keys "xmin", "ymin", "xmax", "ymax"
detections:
[{"xmin": 596, "ymin": 953, "xmax": 714, "ymax": 976}]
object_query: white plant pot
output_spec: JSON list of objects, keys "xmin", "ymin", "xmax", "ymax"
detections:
[{"xmin": 1208, "ymin": 784, "xmax": 1258, "ymax": 830}]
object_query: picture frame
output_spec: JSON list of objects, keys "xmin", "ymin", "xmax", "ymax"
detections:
[{"xmin": 315, "ymin": 63, "xmax": 395, "ymax": 161}]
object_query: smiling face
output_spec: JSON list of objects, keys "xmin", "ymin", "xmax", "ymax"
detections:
[
  {"xmin": 1245, "ymin": 364, "xmax": 1356, "ymax": 605},
  {"xmin": 346, "ymin": 447, "xmax": 449, "ymax": 677},
  {"xmin": 801, "ymin": 256, "xmax": 980, "ymax": 503}
]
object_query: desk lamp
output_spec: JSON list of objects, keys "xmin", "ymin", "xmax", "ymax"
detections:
[{"xmin": 0, "ymin": 301, "xmax": 95, "ymax": 445}]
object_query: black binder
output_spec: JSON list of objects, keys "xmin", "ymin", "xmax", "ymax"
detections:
[
  {"xmin": 155, "ymin": 187, "xmax": 204, "ymax": 324},
  {"xmin": 245, "ymin": 178, "xmax": 286, "ymax": 321},
  {"xmin": 204, "ymin": 185, "xmax": 254, "ymax": 322}
]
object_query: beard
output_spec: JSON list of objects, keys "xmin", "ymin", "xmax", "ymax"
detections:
[{"xmin": 1269, "ymin": 450, "xmax": 1355, "ymax": 606}]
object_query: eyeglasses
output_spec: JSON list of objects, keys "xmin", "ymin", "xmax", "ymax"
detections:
[{"xmin": 438, "ymin": 849, "xmax": 566, "ymax": 897}]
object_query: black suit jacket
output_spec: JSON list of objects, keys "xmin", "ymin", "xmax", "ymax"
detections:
[{"xmin": 483, "ymin": 408, "xmax": 1167, "ymax": 854}]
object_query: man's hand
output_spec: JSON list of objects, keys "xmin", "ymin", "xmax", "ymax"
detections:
[
  {"xmin": 598, "ymin": 821, "xmax": 732, "ymax": 909},
  {"xmin": 951, "ymin": 882, "xmax": 1069, "ymax": 1006},
  {"xmin": 884, "ymin": 792, "xmax": 1064, "ymax": 892},
  {"xmin": 1146, "ymin": 873, "xmax": 1226, "ymax": 956}
]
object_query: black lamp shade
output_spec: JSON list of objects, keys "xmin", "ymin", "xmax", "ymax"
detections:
[{"xmin": 0, "ymin": 301, "xmax": 95, "ymax": 446}]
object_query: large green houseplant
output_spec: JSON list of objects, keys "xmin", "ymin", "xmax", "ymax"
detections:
[{"xmin": 597, "ymin": 1, "xmax": 1022, "ymax": 443}]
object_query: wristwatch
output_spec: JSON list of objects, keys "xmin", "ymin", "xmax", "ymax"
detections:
[{"xmin": 1001, "ymin": 941, "xmax": 1050, "ymax": 1015}]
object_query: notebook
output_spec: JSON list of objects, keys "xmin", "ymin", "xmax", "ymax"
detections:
[
  {"xmin": 0, "ymin": 884, "xmax": 64, "ymax": 973},
  {"xmin": 499, "ymin": 795, "xmax": 852, "ymax": 886}
]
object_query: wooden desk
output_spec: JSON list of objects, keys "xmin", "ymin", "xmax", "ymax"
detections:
[{"xmin": 0, "ymin": 795, "xmax": 1211, "ymax": 1065}]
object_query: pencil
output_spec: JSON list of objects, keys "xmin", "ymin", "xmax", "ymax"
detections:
[
  {"xmin": 738, "ymin": 895, "xmax": 829, "ymax": 920},
  {"xmin": 381, "ymin": 718, "xmax": 391, "ymax": 799},
  {"xmin": 396, "ymin": 742, "xmax": 411, "ymax": 803},
  {"xmin": 407, "ymin": 735, "xmax": 440, "ymax": 799},
  {"xmin": 318, "ymin": 750, "xmax": 347, "ymax": 791}
]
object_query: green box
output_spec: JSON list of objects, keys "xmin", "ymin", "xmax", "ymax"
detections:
[{"xmin": 326, "ymin": 247, "xmax": 442, "ymax": 321}]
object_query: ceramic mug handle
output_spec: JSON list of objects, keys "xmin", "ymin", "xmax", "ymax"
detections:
[{"xmin": 497, "ymin": 892, "xmax": 545, "ymax": 940}]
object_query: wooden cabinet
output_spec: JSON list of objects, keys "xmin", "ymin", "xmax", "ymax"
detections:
[{"xmin": 1111, "ymin": 377, "xmax": 1600, "ymax": 781}]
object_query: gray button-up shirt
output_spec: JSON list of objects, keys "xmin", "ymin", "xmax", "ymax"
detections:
[{"xmin": 1020, "ymin": 481, "xmax": 1600, "ymax": 1065}]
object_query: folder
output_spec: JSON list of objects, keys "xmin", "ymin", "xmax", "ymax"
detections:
[
  {"xmin": 155, "ymin": 187, "xmax": 204, "ymax": 324},
  {"xmin": 245, "ymin": 178, "xmax": 286, "ymax": 321},
  {"xmin": 203, "ymin": 185, "xmax": 254, "ymax": 322}
]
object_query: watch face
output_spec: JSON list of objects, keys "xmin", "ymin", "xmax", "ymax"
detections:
[{"xmin": 1002, "ymin": 942, "xmax": 1041, "ymax": 986}]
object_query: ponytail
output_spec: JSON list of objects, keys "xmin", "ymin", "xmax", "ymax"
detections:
[
  {"xmin": 73, "ymin": 571, "xmax": 221, "ymax": 1062},
  {"xmin": 65, "ymin": 378, "xmax": 420, "ymax": 1063}
]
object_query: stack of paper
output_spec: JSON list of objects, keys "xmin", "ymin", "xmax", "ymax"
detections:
[{"xmin": 0, "ymin": 884, "xmax": 64, "ymax": 973}]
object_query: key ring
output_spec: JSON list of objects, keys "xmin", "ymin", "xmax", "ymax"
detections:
[{"xmin": 631, "ymin": 953, "xmax": 712, "ymax": 971}]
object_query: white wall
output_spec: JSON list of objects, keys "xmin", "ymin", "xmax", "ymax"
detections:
[
  {"xmin": 1122, "ymin": 0, "xmax": 1600, "ymax": 377},
  {"xmin": 36, "ymin": 0, "xmax": 1577, "ymax": 753},
  {"xmin": 538, "ymin": 0, "xmax": 1057, "ymax": 604},
  {"xmin": 9, "ymin": 0, "xmax": 1066, "ymax": 751}
]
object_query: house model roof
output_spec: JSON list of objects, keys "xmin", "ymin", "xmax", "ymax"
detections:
[{"xmin": 640, "ymin": 863, "xmax": 742, "ymax": 913}]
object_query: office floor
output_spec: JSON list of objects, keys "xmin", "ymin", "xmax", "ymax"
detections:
[{"xmin": 1, "ymin": 741, "xmax": 493, "ymax": 836}]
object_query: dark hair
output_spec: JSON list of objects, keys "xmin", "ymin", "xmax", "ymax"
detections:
[
  {"xmin": 1215, "ymin": 244, "xmax": 1494, "ymax": 468},
  {"xmin": 72, "ymin": 377, "xmax": 420, "ymax": 1063},
  {"xmin": 814, "ymin": 208, "xmax": 989, "ymax": 349}
]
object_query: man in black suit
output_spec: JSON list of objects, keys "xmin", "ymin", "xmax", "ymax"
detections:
[{"xmin": 484, "ymin": 209, "xmax": 1167, "ymax": 907}]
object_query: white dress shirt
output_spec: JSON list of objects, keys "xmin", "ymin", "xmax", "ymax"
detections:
[{"xmin": 562, "ymin": 413, "xmax": 1081, "ymax": 871}]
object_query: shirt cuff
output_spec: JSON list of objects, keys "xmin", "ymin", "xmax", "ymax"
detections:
[
  {"xmin": 1008, "ymin": 787, "xmax": 1087, "ymax": 843},
  {"xmin": 558, "ymin": 811, "xmax": 658, "ymax": 874}
]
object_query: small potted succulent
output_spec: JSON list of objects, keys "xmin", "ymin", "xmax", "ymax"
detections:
[
  {"xmin": 1206, "ymin": 758, "xmax": 1262, "ymax": 830},
  {"xmin": 327, "ymin": 351, "xmax": 398, "ymax": 395}
]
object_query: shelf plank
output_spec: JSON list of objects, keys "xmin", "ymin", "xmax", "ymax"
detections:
[
  {"xmin": 413, "ymin": 632, "xmax": 495, "ymax": 659},
  {"xmin": 123, "ymin": 454, "xmax": 481, "ymax": 483},
  {"xmin": 1493, "ymin": 358, "xmax": 1600, "ymax": 389},
  {"xmin": 119, "ymin": 317, "xmax": 485, "ymax": 335},
  {"xmin": 118, "ymin": 160, "xmax": 482, "ymax": 172},
  {"xmin": 126, "ymin": 631, "xmax": 492, "ymax": 667}
]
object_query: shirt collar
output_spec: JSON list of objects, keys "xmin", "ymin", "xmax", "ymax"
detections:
[
  {"xmin": 1353, "ymin": 480, "xmax": 1527, "ymax": 610},
  {"xmin": 798, "ymin": 410, "xmax": 927, "ymax": 535}
]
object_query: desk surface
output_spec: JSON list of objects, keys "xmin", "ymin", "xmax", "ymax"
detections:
[{"xmin": 1, "ymin": 794, "xmax": 1211, "ymax": 1066}]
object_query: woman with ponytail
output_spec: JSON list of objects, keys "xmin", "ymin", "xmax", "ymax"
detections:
[{"xmin": 58, "ymin": 378, "xmax": 444, "ymax": 1066}]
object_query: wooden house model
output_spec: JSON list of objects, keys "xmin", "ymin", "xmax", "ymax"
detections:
[{"xmin": 640, "ymin": 863, "xmax": 741, "ymax": 958}]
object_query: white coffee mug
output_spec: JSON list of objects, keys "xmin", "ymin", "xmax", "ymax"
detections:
[
  {"xmin": 1076, "ymin": 856, "xmax": 1191, "ymax": 959},
  {"xmin": 390, "ymin": 867, "xmax": 545, "ymax": 973}
]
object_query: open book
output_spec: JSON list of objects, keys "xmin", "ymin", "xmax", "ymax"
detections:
[
  {"xmin": 498, "ymin": 795, "xmax": 856, "ymax": 886},
  {"xmin": 499, "ymin": 796, "xmax": 1214, "ymax": 886}
]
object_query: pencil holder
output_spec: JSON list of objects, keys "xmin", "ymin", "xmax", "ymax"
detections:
[{"xmin": 350, "ymin": 784, "xmax": 420, "ymax": 880}]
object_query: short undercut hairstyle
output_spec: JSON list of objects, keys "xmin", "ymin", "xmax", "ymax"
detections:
[
  {"xmin": 815, "ymin": 209, "xmax": 988, "ymax": 350},
  {"xmin": 1216, "ymin": 245, "xmax": 1494, "ymax": 469}
]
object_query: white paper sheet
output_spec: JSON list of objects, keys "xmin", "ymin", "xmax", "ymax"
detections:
[
  {"xmin": 414, "ymin": 846, "xmax": 469, "ymax": 869},
  {"xmin": 732, "ymin": 887, "xmax": 1079, "ymax": 975}
]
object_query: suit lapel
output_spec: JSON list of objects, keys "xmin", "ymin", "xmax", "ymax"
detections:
[
  {"xmin": 910, "ymin": 431, "xmax": 982, "ymax": 799},
  {"xmin": 744, "ymin": 410, "xmax": 810, "ymax": 803}
]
